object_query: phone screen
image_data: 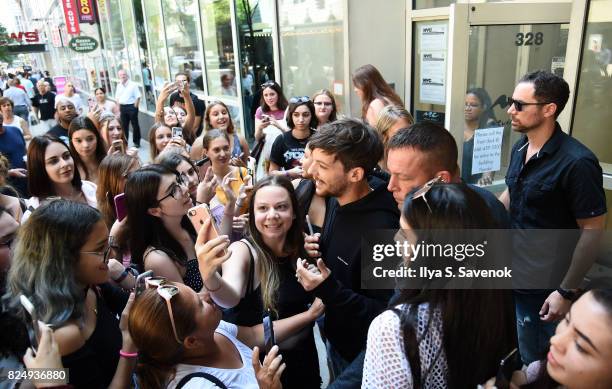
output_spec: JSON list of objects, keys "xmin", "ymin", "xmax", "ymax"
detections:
[
  {"xmin": 172, "ymin": 127, "xmax": 183, "ymax": 139},
  {"xmin": 263, "ymin": 311, "xmax": 275, "ymax": 353}
]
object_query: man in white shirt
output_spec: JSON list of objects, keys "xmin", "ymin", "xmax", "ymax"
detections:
[
  {"xmin": 3, "ymin": 79, "xmax": 31, "ymax": 121},
  {"xmin": 115, "ymin": 69, "xmax": 142, "ymax": 147}
]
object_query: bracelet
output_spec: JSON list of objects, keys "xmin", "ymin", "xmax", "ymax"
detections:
[
  {"xmin": 112, "ymin": 268, "xmax": 129, "ymax": 283},
  {"xmin": 119, "ymin": 350, "xmax": 138, "ymax": 358},
  {"xmin": 203, "ymin": 277, "xmax": 222, "ymax": 292}
]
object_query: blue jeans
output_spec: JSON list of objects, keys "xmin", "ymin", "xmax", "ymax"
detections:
[
  {"xmin": 13, "ymin": 105, "xmax": 29, "ymax": 121},
  {"xmin": 514, "ymin": 291, "xmax": 557, "ymax": 364},
  {"xmin": 326, "ymin": 344, "xmax": 365, "ymax": 389}
]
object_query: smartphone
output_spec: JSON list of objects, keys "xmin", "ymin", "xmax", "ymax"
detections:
[
  {"xmin": 495, "ymin": 348, "xmax": 520, "ymax": 389},
  {"xmin": 172, "ymin": 126, "xmax": 183, "ymax": 139},
  {"xmin": 194, "ymin": 157, "xmax": 210, "ymax": 167},
  {"xmin": 306, "ymin": 215, "xmax": 315, "ymax": 236},
  {"xmin": 20, "ymin": 295, "xmax": 40, "ymax": 354},
  {"xmin": 187, "ymin": 203, "xmax": 219, "ymax": 236},
  {"xmin": 263, "ymin": 310, "xmax": 275, "ymax": 353},
  {"xmin": 111, "ymin": 139, "xmax": 125, "ymax": 154},
  {"xmin": 261, "ymin": 114, "xmax": 270, "ymax": 123},
  {"xmin": 135, "ymin": 270, "xmax": 154, "ymax": 297},
  {"xmin": 88, "ymin": 98, "xmax": 95, "ymax": 111},
  {"xmin": 114, "ymin": 193, "xmax": 127, "ymax": 222}
]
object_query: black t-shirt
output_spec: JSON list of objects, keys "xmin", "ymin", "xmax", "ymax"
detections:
[
  {"xmin": 169, "ymin": 92, "xmax": 206, "ymax": 134},
  {"xmin": 269, "ymin": 130, "xmax": 312, "ymax": 170},
  {"xmin": 32, "ymin": 92, "xmax": 56, "ymax": 120},
  {"xmin": 47, "ymin": 124, "xmax": 69, "ymax": 144}
]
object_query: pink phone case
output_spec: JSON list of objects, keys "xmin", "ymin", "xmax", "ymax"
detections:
[{"xmin": 114, "ymin": 193, "xmax": 127, "ymax": 222}]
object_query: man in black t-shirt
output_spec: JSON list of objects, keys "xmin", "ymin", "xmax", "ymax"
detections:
[
  {"xmin": 32, "ymin": 80, "xmax": 56, "ymax": 131},
  {"xmin": 47, "ymin": 97, "xmax": 77, "ymax": 144}
]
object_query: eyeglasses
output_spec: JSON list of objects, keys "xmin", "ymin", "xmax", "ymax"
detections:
[
  {"xmin": 143, "ymin": 276, "xmax": 182, "ymax": 344},
  {"xmin": 81, "ymin": 242, "xmax": 113, "ymax": 264},
  {"xmin": 289, "ymin": 96, "xmax": 310, "ymax": 104},
  {"xmin": 507, "ymin": 97, "xmax": 550, "ymax": 112},
  {"xmin": 314, "ymin": 101, "xmax": 333, "ymax": 107},
  {"xmin": 157, "ymin": 173, "xmax": 188, "ymax": 203},
  {"xmin": 464, "ymin": 103, "xmax": 481, "ymax": 110},
  {"xmin": 261, "ymin": 81, "xmax": 276, "ymax": 89},
  {"xmin": 412, "ymin": 176, "xmax": 444, "ymax": 213}
]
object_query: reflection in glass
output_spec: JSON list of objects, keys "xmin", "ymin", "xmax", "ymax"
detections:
[
  {"xmin": 572, "ymin": 0, "xmax": 612, "ymax": 167},
  {"xmin": 200, "ymin": 0, "xmax": 236, "ymax": 97},
  {"xmin": 277, "ymin": 0, "xmax": 345, "ymax": 110},
  {"xmin": 466, "ymin": 24, "xmax": 569, "ymax": 188},
  {"xmin": 163, "ymin": 0, "xmax": 204, "ymax": 92},
  {"xmin": 143, "ymin": 0, "xmax": 170, "ymax": 93},
  {"xmin": 236, "ymin": 0, "xmax": 275, "ymax": 141}
]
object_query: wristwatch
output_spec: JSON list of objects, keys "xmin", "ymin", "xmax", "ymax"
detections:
[{"xmin": 557, "ymin": 288, "xmax": 578, "ymax": 301}]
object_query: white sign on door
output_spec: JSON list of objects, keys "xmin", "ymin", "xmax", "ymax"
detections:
[{"xmin": 472, "ymin": 126, "xmax": 504, "ymax": 175}]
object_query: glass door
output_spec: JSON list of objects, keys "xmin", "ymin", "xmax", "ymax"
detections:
[{"xmin": 446, "ymin": 2, "xmax": 573, "ymax": 193}]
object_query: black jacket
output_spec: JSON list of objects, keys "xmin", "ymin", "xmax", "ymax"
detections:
[{"xmin": 314, "ymin": 176, "xmax": 399, "ymax": 362}]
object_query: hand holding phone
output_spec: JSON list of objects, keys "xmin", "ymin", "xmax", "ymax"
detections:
[
  {"xmin": 135, "ymin": 270, "xmax": 154, "ymax": 297},
  {"xmin": 20, "ymin": 295, "xmax": 40, "ymax": 355},
  {"xmin": 172, "ymin": 126, "xmax": 183, "ymax": 139},
  {"xmin": 188, "ymin": 203, "xmax": 220, "ymax": 236},
  {"xmin": 111, "ymin": 139, "xmax": 125, "ymax": 154},
  {"xmin": 114, "ymin": 193, "xmax": 127, "ymax": 222}
]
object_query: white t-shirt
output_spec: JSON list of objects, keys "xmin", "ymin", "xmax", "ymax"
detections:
[
  {"xmin": 167, "ymin": 321, "xmax": 259, "ymax": 389},
  {"xmin": 22, "ymin": 180, "xmax": 98, "ymax": 223},
  {"xmin": 3, "ymin": 115, "xmax": 27, "ymax": 134}
]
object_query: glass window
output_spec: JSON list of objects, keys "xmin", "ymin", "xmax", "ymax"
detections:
[
  {"xmin": 236, "ymin": 0, "xmax": 276, "ymax": 141},
  {"xmin": 464, "ymin": 24, "xmax": 568, "ymax": 189},
  {"xmin": 412, "ymin": 20, "xmax": 448, "ymax": 127},
  {"xmin": 133, "ymin": 0, "xmax": 156, "ymax": 111},
  {"xmin": 200, "ymin": 0, "xmax": 237, "ymax": 97},
  {"xmin": 108, "ymin": 0, "xmax": 129, "ymax": 74},
  {"xmin": 143, "ymin": 0, "xmax": 170, "ymax": 93},
  {"xmin": 572, "ymin": 0, "xmax": 612, "ymax": 168},
  {"xmin": 162, "ymin": 0, "xmax": 204, "ymax": 92},
  {"xmin": 277, "ymin": 0, "xmax": 345, "ymax": 108}
]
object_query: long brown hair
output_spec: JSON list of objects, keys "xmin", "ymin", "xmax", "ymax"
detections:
[
  {"xmin": 96, "ymin": 154, "xmax": 139, "ymax": 228},
  {"xmin": 246, "ymin": 175, "xmax": 305, "ymax": 315},
  {"xmin": 352, "ymin": 64, "xmax": 403, "ymax": 120},
  {"xmin": 129, "ymin": 286, "xmax": 197, "ymax": 389},
  {"xmin": 204, "ymin": 101, "xmax": 235, "ymax": 134},
  {"xmin": 68, "ymin": 116, "xmax": 106, "ymax": 181}
]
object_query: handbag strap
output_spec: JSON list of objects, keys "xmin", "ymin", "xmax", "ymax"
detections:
[{"xmin": 175, "ymin": 372, "xmax": 228, "ymax": 389}]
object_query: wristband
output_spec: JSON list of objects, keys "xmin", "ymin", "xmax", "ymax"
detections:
[
  {"xmin": 119, "ymin": 350, "xmax": 138, "ymax": 358},
  {"xmin": 113, "ymin": 268, "xmax": 130, "ymax": 283},
  {"xmin": 557, "ymin": 288, "xmax": 578, "ymax": 301}
]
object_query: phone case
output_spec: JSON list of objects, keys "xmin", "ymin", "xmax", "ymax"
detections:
[
  {"xmin": 114, "ymin": 193, "xmax": 127, "ymax": 222},
  {"xmin": 187, "ymin": 204, "xmax": 219, "ymax": 235},
  {"xmin": 20, "ymin": 295, "xmax": 40, "ymax": 353},
  {"xmin": 263, "ymin": 312, "xmax": 275, "ymax": 353}
]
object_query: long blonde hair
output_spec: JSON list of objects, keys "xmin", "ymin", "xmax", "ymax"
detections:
[{"xmin": 375, "ymin": 104, "xmax": 414, "ymax": 145}]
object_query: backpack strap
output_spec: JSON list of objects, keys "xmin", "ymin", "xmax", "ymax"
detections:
[{"xmin": 175, "ymin": 372, "xmax": 228, "ymax": 389}]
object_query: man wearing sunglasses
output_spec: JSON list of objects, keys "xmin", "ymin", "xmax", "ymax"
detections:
[{"xmin": 498, "ymin": 70, "xmax": 606, "ymax": 365}]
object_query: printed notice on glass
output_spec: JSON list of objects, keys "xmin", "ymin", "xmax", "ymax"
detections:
[
  {"xmin": 419, "ymin": 52, "xmax": 446, "ymax": 104},
  {"xmin": 472, "ymin": 127, "xmax": 504, "ymax": 174},
  {"xmin": 420, "ymin": 24, "xmax": 447, "ymax": 52}
]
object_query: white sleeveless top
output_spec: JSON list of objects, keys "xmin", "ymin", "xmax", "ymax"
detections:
[{"xmin": 167, "ymin": 321, "xmax": 259, "ymax": 389}]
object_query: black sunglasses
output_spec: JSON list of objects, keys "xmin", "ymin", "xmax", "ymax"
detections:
[
  {"xmin": 507, "ymin": 97, "xmax": 550, "ymax": 112},
  {"xmin": 289, "ymin": 96, "xmax": 310, "ymax": 104}
]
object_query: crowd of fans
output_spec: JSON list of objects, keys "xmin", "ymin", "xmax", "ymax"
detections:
[{"xmin": 0, "ymin": 65, "xmax": 610, "ymax": 389}]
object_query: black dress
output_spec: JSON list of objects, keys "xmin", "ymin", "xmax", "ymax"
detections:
[
  {"xmin": 61, "ymin": 284, "xmax": 128, "ymax": 388},
  {"xmin": 222, "ymin": 241, "xmax": 321, "ymax": 389}
]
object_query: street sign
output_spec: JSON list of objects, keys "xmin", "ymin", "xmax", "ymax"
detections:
[{"xmin": 68, "ymin": 36, "xmax": 98, "ymax": 53}]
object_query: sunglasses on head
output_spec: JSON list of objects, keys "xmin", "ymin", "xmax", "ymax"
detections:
[
  {"xmin": 141, "ymin": 276, "xmax": 182, "ymax": 344},
  {"xmin": 261, "ymin": 81, "xmax": 276, "ymax": 89},
  {"xmin": 412, "ymin": 176, "xmax": 444, "ymax": 213},
  {"xmin": 289, "ymin": 96, "xmax": 310, "ymax": 104},
  {"xmin": 507, "ymin": 97, "xmax": 550, "ymax": 112}
]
